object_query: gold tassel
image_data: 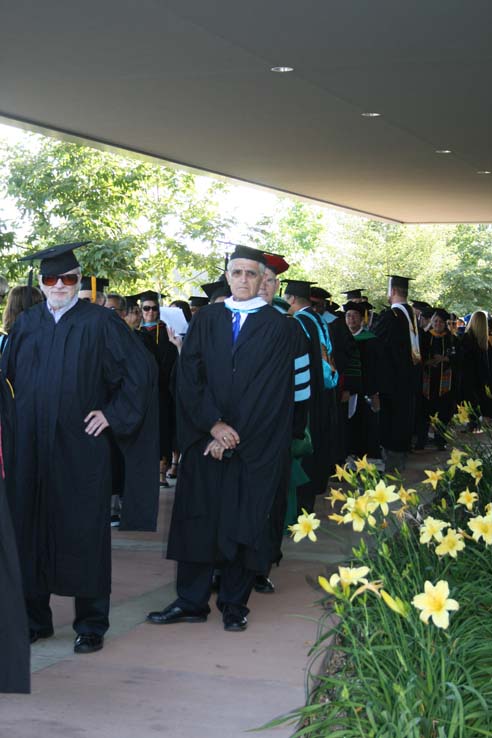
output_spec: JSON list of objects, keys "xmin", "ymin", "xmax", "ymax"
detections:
[{"xmin": 91, "ymin": 276, "xmax": 97, "ymax": 304}]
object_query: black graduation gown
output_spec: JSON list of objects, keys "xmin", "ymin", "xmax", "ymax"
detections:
[
  {"xmin": 167, "ymin": 303, "xmax": 297, "ymax": 572},
  {"xmin": 117, "ymin": 328, "xmax": 160, "ymax": 531},
  {"xmin": 327, "ymin": 317, "xmax": 362, "ymax": 464},
  {"xmin": 2, "ymin": 300, "xmax": 156, "ymax": 598},
  {"xmin": 0, "ymin": 376, "xmax": 30, "ymax": 693},
  {"xmin": 295, "ymin": 308, "xmax": 338, "ymax": 511},
  {"xmin": 265, "ymin": 318, "xmax": 310, "ymax": 567},
  {"xmin": 459, "ymin": 332, "xmax": 492, "ymax": 416},
  {"xmin": 374, "ymin": 305, "xmax": 420, "ymax": 452},
  {"xmin": 347, "ymin": 330, "xmax": 385, "ymax": 459},
  {"xmin": 140, "ymin": 323, "xmax": 177, "ymax": 459}
]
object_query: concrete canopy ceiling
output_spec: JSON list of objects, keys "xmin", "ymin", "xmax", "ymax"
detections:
[{"xmin": 1, "ymin": 0, "xmax": 491, "ymax": 223}]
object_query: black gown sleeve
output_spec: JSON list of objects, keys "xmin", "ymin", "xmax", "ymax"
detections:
[{"xmin": 101, "ymin": 314, "xmax": 157, "ymax": 437}]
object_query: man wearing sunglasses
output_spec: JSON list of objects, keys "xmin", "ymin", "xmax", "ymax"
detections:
[{"xmin": 2, "ymin": 242, "xmax": 158, "ymax": 655}]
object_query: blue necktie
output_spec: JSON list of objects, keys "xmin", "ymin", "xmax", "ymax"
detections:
[{"xmin": 232, "ymin": 310, "xmax": 241, "ymax": 344}]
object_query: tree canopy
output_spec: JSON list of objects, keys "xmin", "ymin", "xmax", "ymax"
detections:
[{"xmin": 0, "ymin": 128, "xmax": 490, "ymax": 313}]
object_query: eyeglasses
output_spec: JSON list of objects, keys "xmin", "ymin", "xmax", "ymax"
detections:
[
  {"xmin": 142, "ymin": 305, "xmax": 158, "ymax": 312},
  {"xmin": 41, "ymin": 274, "xmax": 79, "ymax": 286}
]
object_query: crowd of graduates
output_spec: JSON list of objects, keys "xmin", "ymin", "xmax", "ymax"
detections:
[{"xmin": 2, "ymin": 239, "xmax": 492, "ymax": 695}]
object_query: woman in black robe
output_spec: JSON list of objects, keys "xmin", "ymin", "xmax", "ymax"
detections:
[
  {"xmin": 138, "ymin": 291, "xmax": 178, "ymax": 484},
  {"xmin": 419, "ymin": 309, "xmax": 459, "ymax": 448},
  {"xmin": 460, "ymin": 310, "xmax": 492, "ymax": 428}
]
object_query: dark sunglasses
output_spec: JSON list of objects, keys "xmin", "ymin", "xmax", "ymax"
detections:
[
  {"xmin": 41, "ymin": 274, "xmax": 79, "ymax": 287},
  {"xmin": 142, "ymin": 305, "xmax": 158, "ymax": 312}
]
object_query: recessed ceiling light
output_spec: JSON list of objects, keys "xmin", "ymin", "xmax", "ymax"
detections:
[
  {"xmin": 477, "ymin": 170, "xmax": 491, "ymax": 175},
  {"xmin": 435, "ymin": 149, "xmax": 453, "ymax": 154},
  {"xmin": 361, "ymin": 112, "xmax": 381, "ymax": 118},
  {"xmin": 270, "ymin": 66, "xmax": 294, "ymax": 73}
]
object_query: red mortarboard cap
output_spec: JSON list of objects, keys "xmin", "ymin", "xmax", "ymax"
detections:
[{"xmin": 263, "ymin": 253, "xmax": 289, "ymax": 275}]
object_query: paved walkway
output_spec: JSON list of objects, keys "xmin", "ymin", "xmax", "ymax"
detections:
[{"xmin": 0, "ymin": 447, "xmax": 447, "ymax": 737}]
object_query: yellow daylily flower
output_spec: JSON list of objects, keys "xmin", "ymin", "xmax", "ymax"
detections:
[
  {"xmin": 461, "ymin": 457, "xmax": 483, "ymax": 475},
  {"xmin": 342, "ymin": 495, "xmax": 377, "ymax": 532},
  {"xmin": 367, "ymin": 480, "xmax": 399, "ymax": 516},
  {"xmin": 454, "ymin": 403, "xmax": 471, "ymax": 424},
  {"xmin": 461, "ymin": 458, "xmax": 483, "ymax": 487},
  {"xmin": 331, "ymin": 565, "xmax": 370, "ymax": 589},
  {"xmin": 485, "ymin": 502, "xmax": 492, "ymax": 515},
  {"xmin": 446, "ymin": 448, "xmax": 467, "ymax": 478},
  {"xmin": 318, "ymin": 566, "xmax": 371, "ymax": 597},
  {"xmin": 288, "ymin": 509, "xmax": 321, "ymax": 543},
  {"xmin": 318, "ymin": 574, "xmax": 337, "ymax": 596},
  {"xmin": 392, "ymin": 505, "xmax": 408, "ymax": 522},
  {"xmin": 412, "ymin": 580, "xmax": 459, "ymax": 629},
  {"xmin": 447, "ymin": 448, "xmax": 467, "ymax": 467},
  {"xmin": 350, "ymin": 580, "xmax": 384, "ymax": 601},
  {"xmin": 468, "ymin": 515, "xmax": 492, "ymax": 545},
  {"xmin": 435, "ymin": 529, "xmax": 465, "ymax": 558},
  {"xmin": 422, "ymin": 469, "xmax": 445, "ymax": 490},
  {"xmin": 398, "ymin": 485, "xmax": 418, "ymax": 505},
  {"xmin": 429, "ymin": 412, "xmax": 440, "ymax": 427},
  {"xmin": 328, "ymin": 513, "xmax": 345, "ymax": 525},
  {"xmin": 457, "ymin": 488, "xmax": 478, "ymax": 511},
  {"xmin": 419, "ymin": 516, "xmax": 450, "ymax": 544},
  {"xmin": 331, "ymin": 464, "xmax": 353, "ymax": 483},
  {"xmin": 325, "ymin": 487, "xmax": 347, "ymax": 508},
  {"xmin": 380, "ymin": 590, "xmax": 409, "ymax": 617},
  {"xmin": 354, "ymin": 454, "xmax": 376, "ymax": 475}
]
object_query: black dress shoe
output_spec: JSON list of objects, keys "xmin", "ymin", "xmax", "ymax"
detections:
[
  {"xmin": 30, "ymin": 628, "xmax": 54, "ymax": 644},
  {"xmin": 74, "ymin": 633, "xmax": 104, "ymax": 654},
  {"xmin": 254, "ymin": 575, "xmax": 275, "ymax": 594},
  {"xmin": 146, "ymin": 604, "xmax": 208, "ymax": 625},
  {"xmin": 223, "ymin": 610, "xmax": 248, "ymax": 632}
]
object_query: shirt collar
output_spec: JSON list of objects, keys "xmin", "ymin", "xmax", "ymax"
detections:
[
  {"xmin": 46, "ymin": 294, "xmax": 79, "ymax": 322},
  {"xmin": 224, "ymin": 296, "xmax": 266, "ymax": 313}
]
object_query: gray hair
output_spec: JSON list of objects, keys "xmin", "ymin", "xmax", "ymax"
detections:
[{"xmin": 227, "ymin": 258, "xmax": 265, "ymax": 275}]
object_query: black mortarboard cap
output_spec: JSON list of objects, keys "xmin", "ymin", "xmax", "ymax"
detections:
[
  {"xmin": 342, "ymin": 288, "xmax": 365, "ymax": 300},
  {"xmin": 325, "ymin": 301, "xmax": 341, "ymax": 314},
  {"xmin": 281, "ymin": 280, "xmax": 317, "ymax": 300},
  {"xmin": 388, "ymin": 274, "xmax": 414, "ymax": 289},
  {"xmin": 263, "ymin": 253, "xmax": 289, "ymax": 275},
  {"xmin": 421, "ymin": 307, "xmax": 435, "ymax": 319},
  {"xmin": 343, "ymin": 300, "xmax": 373, "ymax": 315},
  {"xmin": 189, "ymin": 296, "xmax": 210, "ymax": 308},
  {"xmin": 411, "ymin": 299, "xmax": 432, "ymax": 311},
  {"xmin": 310, "ymin": 286, "xmax": 331, "ymax": 300},
  {"xmin": 200, "ymin": 275, "xmax": 231, "ymax": 302},
  {"xmin": 433, "ymin": 307, "xmax": 450, "ymax": 322},
  {"xmin": 80, "ymin": 276, "xmax": 109, "ymax": 292},
  {"xmin": 229, "ymin": 244, "xmax": 267, "ymax": 265},
  {"xmin": 125, "ymin": 294, "xmax": 140, "ymax": 309},
  {"xmin": 20, "ymin": 241, "xmax": 91, "ymax": 276},
  {"xmin": 134, "ymin": 290, "xmax": 165, "ymax": 303}
]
